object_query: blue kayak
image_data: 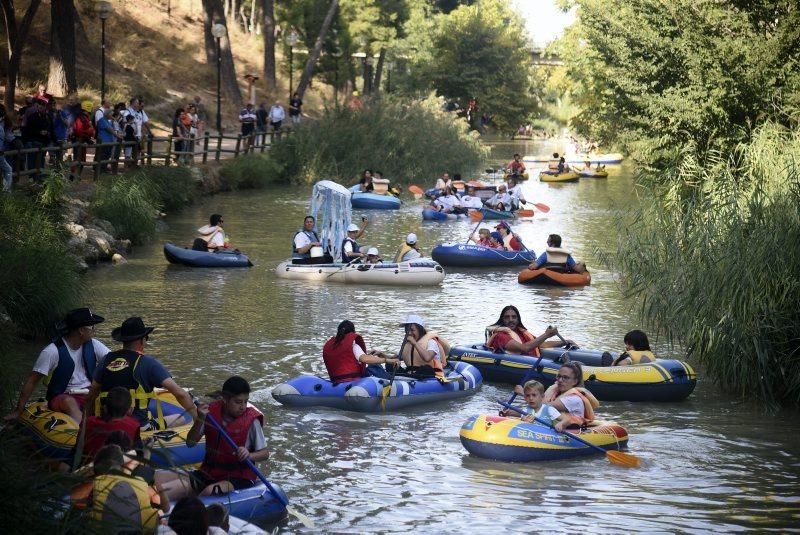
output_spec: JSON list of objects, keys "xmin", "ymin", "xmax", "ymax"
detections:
[
  {"xmin": 422, "ymin": 208, "xmax": 469, "ymax": 221},
  {"xmin": 349, "ymin": 184, "xmax": 401, "ymax": 210},
  {"xmin": 474, "ymin": 207, "xmax": 516, "ymax": 220},
  {"xmin": 164, "ymin": 243, "xmax": 252, "ymax": 267},
  {"xmin": 431, "ymin": 243, "xmax": 536, "ymax": 267},
  {"xmin": 196, "ymin": 482, "xmax": 288, "ymax": 524},
  {"xmin": 271, "ymin": 361, "xmax": 482, "ymax": 412},
  {"xmin": 447, "ymin": 344, "xmax": 697, "ymax": 402}
]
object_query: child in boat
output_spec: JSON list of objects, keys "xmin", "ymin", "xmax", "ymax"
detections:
[
  {"xmin": 501, "ymin": 380, "xmax": 562, "ymax": 426},
  {"xmin": 468, "ymin": 228, "xmax": 492, "ymax": 246},
  {"xmin": 613, "ymin": 330, "xmax": 656, "ymax": 366},
  {"xmin": 83, "ymin": 386, "xmax": 142, "ymax": 461}
]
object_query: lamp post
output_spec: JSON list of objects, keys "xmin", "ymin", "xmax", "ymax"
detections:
[
  {"xmin": 95, "ymin": 1, "xmax": 113, "ymax": 103},
  {"xmin": 211, "ymin": 23, "xmax": 227, "ymax": 133},
  {"xmin": 287, "ymin": 30, "xmax": 299, "ymax": 99},
  {"xmin": 364, "ymin": 55, "xmax": 374, "ymax": 94},
  {"xmin": 385, "ymin": 60, "xmax": 394, "ymax": 94},
  {"xmin": 331, "ymin": 48, "xmax": 342, "ymax": 105}
]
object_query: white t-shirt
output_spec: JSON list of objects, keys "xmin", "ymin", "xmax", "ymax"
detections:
[
  {"xmin": 269, "ymin": 105, "xmax": 286, "ymax": 122},
  {"xmin": 489, "ymin": 192, "xmax": 513, "ymax": 207},
  {"xmin": 401, "ymin": 248, "xmax": 421, "ymax": 261},
  {"xmin": 535, "ymin": 404, "xmax": 561, "ymax": 422},
  {"xmin": 343, "ymin": 239, "xmax": 357, "ymax": 255},
  {"xmin": 94, "ymin": 108, "xmax": 107, "ymax": 125},
  {"xmin": 32, "ymin": 338, "xmax": 111, "ymax": 391},
  {"xmin": 461, "ymin": 195, "xmax": 484, "ymax": 208},
  {"xmin": 293, "ymin": 231, "xmax": 316, "ymax": 250},
  {"xmin": 435, "ymin": 195, "xmax": 461, "ymax": 211},
  {"xmin": 353, "ymin": 342, "xmax": 365, "ymax": 359},
  {"xmin": 560, "ymin": 394, "xmax": 585, "ymax": 418},
  {"xmin": 427, "ymin": 339, "xmax": 442, "ymax": 362},
  {"xmin": 507, "ymin": 184, "xmax": 525, "ymax": 202}
]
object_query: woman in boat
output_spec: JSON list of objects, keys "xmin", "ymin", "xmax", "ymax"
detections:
[
  {"xmin": 358, "ymin": 169, "xmax": 374, "ymax": 192},
  {"xmin": 396, "ymin": 314, "xmax": 450, "ymax": 380},
  {"xmin": 613, "ymin": 330, "xmax": 656, "ymax": 366},
  {"xmin": 543, "ymin": 362, "xmax": 600, "ymax": 432},
  {"xmin": 323, "ymin": 320, "xmax": 400, "ymax": 382}
]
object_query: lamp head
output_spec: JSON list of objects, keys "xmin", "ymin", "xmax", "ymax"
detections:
[
  {"xmin": 211, "ymin": 23, "xmax": 227, "ymax": 39},
  {"xmin": 95, "ymin": 0, "xmax": 113, "ymax": 19}
]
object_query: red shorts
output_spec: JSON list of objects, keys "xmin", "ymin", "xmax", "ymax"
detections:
[{"xmin": 48, "ymin": 393, "xmax": 87, "ymax": 413}]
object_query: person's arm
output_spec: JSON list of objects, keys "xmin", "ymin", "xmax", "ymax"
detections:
[
  {"xmin": 186, "ymin": 403, "xmax": 205, "ymax": 447},
  {"xmin": 84, "ymin": 380, "xmax": 103, "ymax": 418},
  {"xmin": 4, "ymin": 371, "xmax": 45, "ymax": 421},
  {"xmin": 160, "ymin": 378, "xmax": 197, "ymax": 420},
  {"xmin": 505, "ymin": 326, "xmax": 559, "ymax": 355},
  {"xmin": 354, "ymin": 219, "xmax": 368, "ymax": 240},
  {"xmin": 405, "ymin": 336, "xmax": 437, "ymax": 363},
  {"xmin": 615, "ymin": 355, "xmax": 632, "ymax": 367},
  {"xmin": 529, "ymin": 252, "xmax": 547, "ymax": 269}
]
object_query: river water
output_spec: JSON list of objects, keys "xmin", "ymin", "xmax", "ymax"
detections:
[{"xmin": 83, "ymin": 139, "xmax": 800, "ymax": 532}]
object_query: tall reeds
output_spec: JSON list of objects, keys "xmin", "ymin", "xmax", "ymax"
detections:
[
  {"xmin": 92, "ymin": 175, "xmax": 161, "ymax": 245},
  {"xmin": 603, "ymin": 123, "xmax": 800, "ymax": 405}
]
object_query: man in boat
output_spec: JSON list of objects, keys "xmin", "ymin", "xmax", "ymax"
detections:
[
  {"xmin": 342, "ymin": 219, "xmax": 368, "ymax": 263},
  {"xmin": 506, "ymin": 153, "xmax": 526, "ymax": 176},
  {"xmin": 433, "ymin": 186, "xmax": 466, "ymax": 214},
  {"xmin": 292, "ymin": 215, "xmax": 325, "ymax": 264},
  {"xmin": 194, "ymin": 214, "xmax": 229, "ymax": 251},
  {"xmin": 394, "ymin": 233, "xmax": 422, "ymax": 262},
  {"xmin": 495, "ymin": 221, "xmax": 524, "ymax": 251},
  {"xmin": 323, "ymin": 320, "xmax": 400, "ymax": 382},
  {"xmin": 4, "ymin": 308, "xmax": 110, "ymax": 424},
  {"xmin": 486, "ymin": 305, "xmax": 563, "ymax": 357},
  {"xmin": 486, "ymin": 184, "xmax": 514, "ymax": 212},
  {"xmin": 529, "ymin": 234, "xmax": 586, "ymax": 273},
  {"xmin": 547, "ymin": 152, "xmax": 560, "ymax": 170},
  {"xmin": 506, "ymin": 177, "xmax": 526, "ymax": 210},
  {"xmin": 460, "ymin": 186, "xmax": 484, "ymax": 209},
  {"xmin": 85, "ymin": 317, "xmax": 197, "ymax": 430}
]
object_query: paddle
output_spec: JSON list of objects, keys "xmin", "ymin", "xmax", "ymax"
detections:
[
  {"xmin": 380, "ymin": 338, "xmax": 407, "ymax": 411},
  {"xmin": 325, "ymin": 253, "xmax": 365, "ymax": 278},
  {"xmin": 496, "ymin": 401, "xmax": 641, "ymax": 468},
  {"xmin": 203, "ymin": 410, "xmax": 316, "ymax": 528},
  {"xmin": 501, "ymin": 329, "xmax": 551, "ymax": 408},
  {"xmin": 465, "ymin": 211, "xmax": 485, "ymax": 244}
]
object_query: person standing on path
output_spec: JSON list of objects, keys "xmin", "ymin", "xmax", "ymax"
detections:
[
  {"xmin": 289, "ymin": 92, "xmax": 302, "ymax": 125},
  {"xmin": 268, "ymin": 101, "xmax": 286, "ymax": 133},
  {"xmin": 239, "ymin": 103, "xmax": 257, "ymax": 150}
]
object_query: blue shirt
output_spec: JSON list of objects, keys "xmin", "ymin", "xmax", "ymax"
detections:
[
  {"xmin": 96, "ymin": 116, "xmax": 117, "ymax": 144},
  {"xmin": 535, "ymin": 252, "xmax": 576, "ymax": 269}
]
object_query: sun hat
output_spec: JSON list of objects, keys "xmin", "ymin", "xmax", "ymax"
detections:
[
  {"xmin": 366, "ymin": 247, "xmax": 379, "ymax": 256},
  {"xmin": 399, "ymin": 313, "xmax": 425, "ymax": 327},
  {"xmin": 406, "ymin": 233, "xmax": 417, "ymax": 244},
  {"xmin": 347, "ymin": 223, "xmax": 360, "ymax": 232},
  {"xmin": 111, "ymin": 317, "xmax": 155, "ymax": 342},
  {"xmin": 57, "ymin": 308, "xmax": 105, "ymax": 331}
]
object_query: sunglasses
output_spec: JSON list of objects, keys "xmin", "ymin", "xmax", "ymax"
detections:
[{"xmin": 556, "ymin": 374, "xmax": 575, "ymax": 381}]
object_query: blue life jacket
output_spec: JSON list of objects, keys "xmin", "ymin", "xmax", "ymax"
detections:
[
  {"xmin": 46, "ymin": 338, "xmax": 97, "ymax": 401},
  {"xmin": 341, "ymin": 237, "xmax": 360, "ymax": 263},
  {"xmin": 292, "ymin": 230, "xmax": 320, "ymax": 259}
]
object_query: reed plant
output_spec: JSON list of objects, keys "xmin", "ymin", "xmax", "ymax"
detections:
[
  {"xmin": 135, "ymin": 166, "xmax": 199, "ymax": 213},
  {"xmin": 92, "ymin": 175, "xmax": 160, "ymax": 245},
  {"xmin": 602, "ymin": 123, "xmax": 800, "ymax": 405},
  {"xmin": 218, "ymin": 153, "xmax": 285, "ymax": 190},
  {"xmin": 268, "ymin": 96, "xmax": 488, "ymax": 184}
]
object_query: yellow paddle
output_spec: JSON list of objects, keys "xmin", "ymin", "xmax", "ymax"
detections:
[{"xmin": 380, "ymin": 339, "xmax": 407, "ymax": 411}]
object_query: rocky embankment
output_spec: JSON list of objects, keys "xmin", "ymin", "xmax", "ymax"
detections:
[{"xmin": 63, "ymin": 197, "xmax": 132, "ymax": 270}]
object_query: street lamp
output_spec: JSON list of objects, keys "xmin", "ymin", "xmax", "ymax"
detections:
[
  {"xmin": 95, "ymin": 1, "xmax": 113, "ymax": 103},
  {"xmin": 287, "ymin": 30, "xmax": 300, "ymax": 99},
  {"xmin": 385, "ymin": 60, "xmax": 394, "ymax": 94},
  {"xmin": 211, "ymin": 23, "xmax": 227, "ymax": 133}
]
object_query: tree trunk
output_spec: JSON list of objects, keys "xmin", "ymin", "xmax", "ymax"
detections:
[
  {"xmin": 2, "ymin": 0, "xmax": 42, "ymax": 111},
  {"xmin": 295, "ymin": 0, "xmax": 338, "ymax": 100},
  {"xmin": 249, "ymin": 0, "xmax": 255, "ymax": 34},
  {"xmin": 47, "ymin": 0, "xmax": 77, "ymax": 98},
  {"xmin": 372, "ymin": 48, "xmax": 386, "ymax": 96},
  {"xmin": 72, "ymin": 2, "xmax": 90, "ymax": 51},
  {"xmin": 260, "ymin": 0, "xmax": 276, "ymax": 90},
  {"xmin": 202, "ymin": 0, "xmax": 243, "ymax": 105}
]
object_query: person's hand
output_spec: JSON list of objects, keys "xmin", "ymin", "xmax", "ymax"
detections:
[
  {"xmin": 360, "ymin": 252, "xmax": 365, "ymax": 257},
  {"xmin": 499, "ymin": 408, "xmax": 510, "ymax": 416},
  {"xmin": 4, "ymin": 410, "xmax": 20, "ymax": 422},
  {"xmin": 544, "ymin": 326, "xmax": 559, "ymax": 338},
  {"xmin": 236, "ymin": 446, "xmax": 250, "ymax": 461},
  {"xmin": 405, "ymin": 334, "xmax": 417, "ymax": 345},
  {"xmin": 528, "ymin": 263, "xmax": 537, "ymax": 270},
  {"xmin": 554, "ymin": 421, "xmax": 566, "ymax": 433},
  {"xmin": 384, "ymin": 358, "xmax": 400, "ymax": 367},
  {"xmin": 521, "ymin": 414, "xmax": 534, "ymax": 423},
  {"xmin": 194, "ymin": 401, "xmax": 209, "ymax": 421}
]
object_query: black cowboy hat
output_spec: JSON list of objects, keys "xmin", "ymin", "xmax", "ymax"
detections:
[
  {"xmin": 56, "ymin": 308, "xmax": 105, "ymax": 331},
  {"xmin": 111, "ymin": 317, "xmax": 155, "ymax": 342}
]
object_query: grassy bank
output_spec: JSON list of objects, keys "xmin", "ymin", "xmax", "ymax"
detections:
[
  {"xmin": 269, "ymin": 97, "xmax": 488, "ymax": 184},
  {"xmin": 602, "ymin": 123, "xmax": 800, "ymax": 405}
]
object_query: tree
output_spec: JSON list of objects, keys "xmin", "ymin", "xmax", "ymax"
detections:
[
  {"xmin": 47, "ymin": 0, "xmax": 77, "ymax": 98},
  {"xmin": 295, "ymin": 0, "xmax": 339, "ymax": 99},
  {"xmin": 260, "ymin": 0, "xmax": 276, "ymax": 90},
  {"xmin": 1, "ymin": 0, "xmax": 42, "ymax": 110},
  {"xmin": 202, "ymin": 0, "xmax": 244, "ymax": 109}
]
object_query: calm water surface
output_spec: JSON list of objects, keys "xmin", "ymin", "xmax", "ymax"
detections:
[{"xmin": 83, "ymin": 139, "xmax": 800, "ymax": 532}]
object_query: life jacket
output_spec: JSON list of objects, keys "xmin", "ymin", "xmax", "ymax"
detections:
[
  {"xmin": 543, "ymin": 385, "xmax": 599, "ymax": 426},
  {"xmin": 501, "ymin": 233, "xmax": 521, "ymax": 251},
  {"xmin": 83, "ymin": 471, "xmax": 160, "ymax": 532},
  {"xmin": 73, "ymin": 112, "xmax": 95, "ymax": 141},
  {"xmin": 83, "ymin": 415, "xmax": 141, "ymax": 459},
  {"xmin": 292, "ymin": 230, "xmax": 320, "ymax": 259},
  {"xmin": 394, "ymin": 243, "xmax": 417, "ymax": 263},
  {"xmin": 486, "ymin": 326, "xmax": 540, "ymax": 357},
  {"xmin": 614, "ymin": 349, "xmax": 656, "ymax": 365},
  {"xmin": 322, "ymin": 332, "xmax": 367, "ymax": 383},
  {"xmin": 45, "ymin": 338, "xmax": 97, "ymax": 401},
  {"xmin": 401, "ymin": 332, "xmax": 450, "ymax": 377},
  {"xmin": 452, "ymin": 180, "xmax": 466, "ymax": 190},
  {"xmin": 201, "ymin": 400, "xmax": 264, "ymax": 482},
  {"xmin": 94, "ymin": 349, "xmax": 162, "ymax": 427},
  {"xmin": 544, "ymin": 247, "xmax": 571, "ymax": 266},
  {"xmin": 197, "ymin": 225, "xmax": 224, "ymax": 250},
  {"xmin": 341, "ymin": 237, "xmax": 360, "ymax": 263}
]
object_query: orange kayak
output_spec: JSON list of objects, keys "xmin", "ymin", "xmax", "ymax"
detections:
[{"xmin": 518, "ymin": 267, "xmax": 591, "ymax": 287}]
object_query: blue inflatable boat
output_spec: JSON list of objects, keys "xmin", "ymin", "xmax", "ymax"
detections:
[
  {"xmin": 349, "ymin": 184, "xmax": 401, "ymax": 210},
  {"xmin": 431, "ymin": 243, "xmax": 536, "ymax": 267},
  {"xmin": 447, "ymin": 344, "xmax": 697, "ymax": 402},
  {"xmin": 164, "ymin": 243, "xmax": 252, "ymax": 268},
  {"xmin": 196, "ymin": 482, "xmax": 288, "ymax": 524},
  {"xmin": 473, "ymin": 207, "xmax": 516, "ymax": 220},
  {"xmin": 271, "ymin": 361, "xmax": 482, "ymax": 412},
  {"xmin": 422, "ymin": 208, "xmax": 469, "ymax": 221}
]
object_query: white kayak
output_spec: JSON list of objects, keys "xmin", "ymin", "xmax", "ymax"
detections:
[{"xmin": 275, "ymin": 259, "xmax": 445, "ymax": 286}]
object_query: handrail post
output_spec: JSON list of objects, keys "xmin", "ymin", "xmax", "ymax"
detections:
[
  {"xmin": 215, "ymin": 133, "xmax": 222, "ymax": 161},
  {"xmin": 93, "ymin": 143, "xmax": 100, "ymax": 180},
  {"xmin": 234, "ymin": 134, "xmax": 242, "ymax": 157},
  {"xmin": 165, "ymin": 135, "xmax": 173, "ymax": 167},
  {"xmin": 146, "ymin": 137, "xmax": 153, "ymax": 166},
  {"xmin": 202, "ymin": 132, "xmax": 210, "ymax": 164}
]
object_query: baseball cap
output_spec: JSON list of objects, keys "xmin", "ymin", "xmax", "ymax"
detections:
[
  {"xmin": 490, "ymin": 231, "xmax": 503, "ymax": 242},
  {"xmin": 495, "ymin": 222, "xmax": 510, "ymax": 230},
  {"xmin": 399, "ymin": 313, "xmax": 425, "ymax": 327},
  {"xmin": 406, "ymin": 233, "xmax": 417, "ymax": 244},
  {"xmin": 367, "ymin": 247, "xmax": 379, "ymax": 256},
  {"xmin": 347, "ymin": 224, "xmax": 360, "ymax": 232}
]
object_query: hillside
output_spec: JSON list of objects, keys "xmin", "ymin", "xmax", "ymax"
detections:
[{"xmin": 2, "ymin": 0, "xmax": 331, "ymax": 133}]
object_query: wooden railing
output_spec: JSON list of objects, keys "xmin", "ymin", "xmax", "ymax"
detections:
[{"xmin": 0, "ymin": 129, "xmax": 290, "ymax": 181}]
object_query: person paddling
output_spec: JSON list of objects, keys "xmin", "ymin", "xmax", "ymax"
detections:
[
  {"xmin": 322, "ymin": 320, "xmax": 400, "ymax": 382},
  {"xmin": 195, "ymin": 214, "xmax": 229, "ymax": 251}
]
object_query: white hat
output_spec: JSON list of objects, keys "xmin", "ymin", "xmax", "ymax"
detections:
[
  {"xmin": 366, "ymin": 247, "xmax": 379, "ymax": 256},
  {"xmin": 399, "ymin": 313, "xmax": 425, "ymax": 327},
  {"xmin": 347, "ymin": 223, "xmax": 360, "ymax": 232},
  {"xmin": 406, "ymin": 233, "xmax": 417, "ymax": 244}
]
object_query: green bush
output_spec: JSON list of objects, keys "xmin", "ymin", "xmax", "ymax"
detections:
[
  {"xmin": 92, "ymin": 175, "xmax": 160, "ymax": 245},
  {"xmin": 134, "ymin": 166, "xmax": 199, "ymax": 213},
  {"xmin": 218, "ymin": 153, "xmax": 286, "ymax": 190},
  {"xmin": 602, "ymin": 123, "xmax": 800, "ymax": 405},
  {"xmin": 268, "ymin": 96, "xmax": 488, "ymax": 184},
  {"xmin": 0, "ymin": 196, "xmax": 81, "ymax": 335}
]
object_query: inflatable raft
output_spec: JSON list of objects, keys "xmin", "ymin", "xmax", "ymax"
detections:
[
  {"xmin": 518, "ymin": 267, "xmax": 591, "ymax": 287},
  {"xmin": 195, "ymin": 483, "xmax": 288, "ymax": 524},
  {"xmin": 349, "ymin": 184, "xmax": 401, "ymax": 210},
  {"xmin": 271, "ymin": 361, "xmax": 482, "ymax": 412},
  {"xmin": 566, "ymin": 153, "xmax": 624, "ymax": 165},
  {"xmin": 470, "ymin": 207, "xmax": 516, "ymax": 220},
  {"xmin": 164, "ymin": 243, "xmax": 252, "ymax": 268},
  {"xmin": 504, "ymin": 171, "xmax": 530, "ymax": 181},
  {"xmin": 539, "ymin": 171, "xmax": 580, "ymax": 183},
  {"xmin": 578, "ymin": 170, "xmax": 608, "ymax": 178},
  {"xmin": 16, "ymin": 391, "xmax": 205, "ymax": 467},
  {"xmin": 447, "ymin": 344, "xmax": 697, "ymax": 402},
  {"xmin": 460, "ymin": 415, "xmax": 628, "ymax": 462},
  {"xmin": 431, "ymin": 243, "xmax": 536, "ymax": 267},
  {"xmin": 275, "ymin": 259, "xmax": 444, "ymax": 286},
  {"xmin": 422, "ymin": 208, "xmax": 469, "ymax": 221}
]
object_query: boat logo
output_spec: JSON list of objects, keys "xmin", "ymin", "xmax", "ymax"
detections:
[
  {"xmin": 512, "ymin": 428, "xmax": 570, "ymax": 444},
  {"xmin": 153, "ymin": 430, "xmax": 179, "ymax": 442},
  {"xmin": 106, "ymin": 358, "xmax": 130, "ymax": 372},
  {"xmin": 46, "ymin": 416, "xmax": 67, "ymax": 432}
]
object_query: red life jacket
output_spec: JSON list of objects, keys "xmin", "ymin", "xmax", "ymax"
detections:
[
  {"xmin": 322, "ymin": 332, "xmax": 367, "ymax": 383},
  {"xmin": 486, "ymin": 326, "xmax": 540, "ymax": 357},
  {"xmin": 83, "ymin": 415, "xmax": 142, "ymax": 459},
  {"xmin": 200, "ymin": 400, "xmax": 264, "ymax": 482},
  {"xmin": 73, "ymin": 113, "xmax": 95, "ymax": 141}
]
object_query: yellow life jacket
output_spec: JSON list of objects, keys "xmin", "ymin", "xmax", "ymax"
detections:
[
  {"xmin": 615, "ymin": 349, "xmax": 656, "ymax": 365},
  {"xmin": 394, "ymin": 243, "xmax": 417, "ymax": 263},
  {"xmin": 94, "ymin": 351, "xmax": 164, "ymax": 428},
  {"xmin": 401, "ymin": 332, "xmax": 450, "ymax": 375},
  {"xmin": 545, "ymin": 247, "xmax": 571, "ymax": 265},
  {"xmin": 543, "ymin": 385, "xmax": 599, "ymax": 425},
  {"xmin": 486, "ymin": 326, "xmax": 539, "ymax": 357},
  {"xmin": 89, "ymin": 472, "xmax": 160, "ymax": 532}
]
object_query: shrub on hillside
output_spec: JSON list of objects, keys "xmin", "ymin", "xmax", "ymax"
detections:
[
  {"xmin": 92, "ymin": 175, "xmax": 160, "ymax": 245},
  {"xmin": 134, "ymin": 166, "xmax": 199, "ymax": 212},
  {"xmin": 218, "ymin": 153, "xmax": 286, "ymax": 190},
  {"xmin": 268, "ymin": 96, "xmax": 488, "ymax": 184}
]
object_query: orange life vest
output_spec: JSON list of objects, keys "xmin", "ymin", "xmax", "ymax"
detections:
[
  {"xmin": 401, "ymin": 332, "xmax": 449, "ymax": 376},
  {"xmin": 543, "ymin": 385, "xmax": 599, "ymax": 426},
  {"xmin": 486, "ymin": 326, "xmax": 540, "ymax": 357}
]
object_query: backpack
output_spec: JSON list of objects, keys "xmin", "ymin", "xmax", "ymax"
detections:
[{"xmin": 74, "ymin": 113, "xmax": 95, "ymax": 141}]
